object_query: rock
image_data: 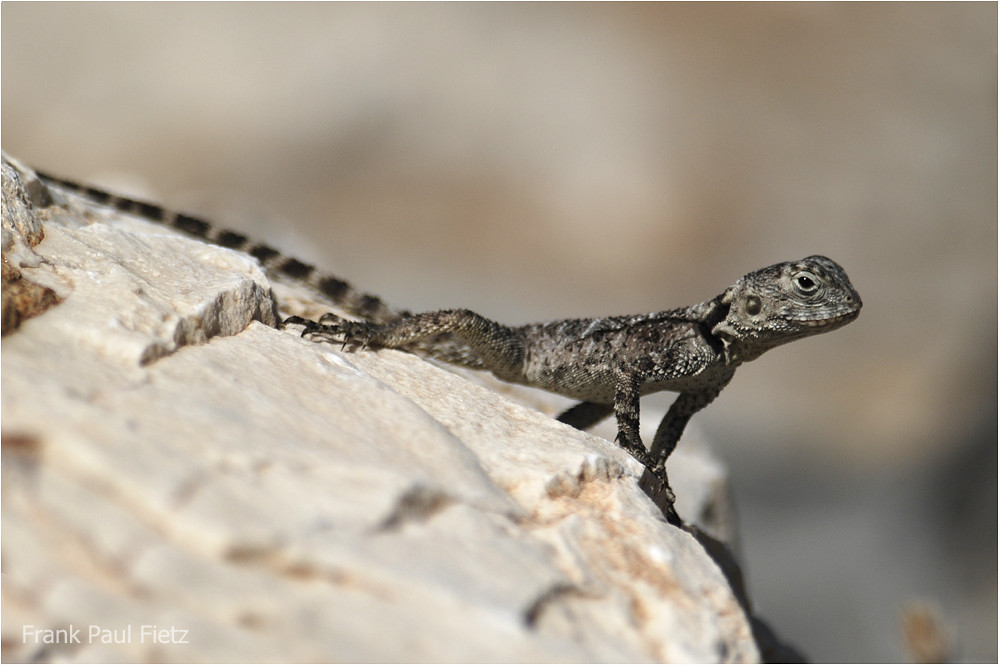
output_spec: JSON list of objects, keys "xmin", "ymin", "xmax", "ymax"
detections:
[
  {"xmin": 1, "ymin": 155, "xmax": 61, "ymax": 334},
  {"xmin": 1, "ymin": 157, "xmax": 761, "ymax": 662}
]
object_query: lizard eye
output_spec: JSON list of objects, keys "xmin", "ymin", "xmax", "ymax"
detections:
[
  {"xmin": 793, "ymin": 271, "xmax": 819, "ymax": 295},
  {"xmin": 745, "ymin": 295, "xmax": 762, "ymax": 315}
]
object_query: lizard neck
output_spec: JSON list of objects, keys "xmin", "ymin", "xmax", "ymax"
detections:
[
  {"xmin": 696, "ymin": 292, "xmax": 767, "ymax": 367},
  {"xmin": 685, "ymin": 295, "xmax": 745, "ymax": 367}
]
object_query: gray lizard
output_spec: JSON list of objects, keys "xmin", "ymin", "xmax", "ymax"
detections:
[
  {"xmin": 29, "ymin": 165, "xmax": 861, "ymax": 525},
  {"xmin": 285, "ymin": 256, "xmax": 862, "ymax": 524}
]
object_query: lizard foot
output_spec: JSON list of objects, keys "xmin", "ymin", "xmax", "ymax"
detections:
[
  {"xmin": 638, "ymin": 466, "xmax": 682, "ymax": 527},
  {"xmin": 282, "ymin": 314, "xmax": 379, "ymax": 350},
  {"xmin": 614, "ymin": 432, "xmax": 655, "ymax": 468}
]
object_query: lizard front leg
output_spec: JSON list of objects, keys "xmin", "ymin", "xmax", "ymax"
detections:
[
  {"xmin": 641, "ymin": 384, "xmax": 731, "ymax": 526},
  {"xmin": 612, "ymin": 373, "xmax": 654, "ymax": 469},
  {"xmin": 648, "ymin": 373, "xmax": 733, "ymax": 472},
  {"xmin": 613, "ymin": 372, "xmax": 684, "ymax": 525}
]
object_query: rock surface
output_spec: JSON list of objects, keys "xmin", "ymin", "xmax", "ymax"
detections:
[{"xmin": 2, "ymin": 158, "xmax": 760, "ymax": 662}]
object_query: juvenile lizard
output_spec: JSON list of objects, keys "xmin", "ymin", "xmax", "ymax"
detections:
[{"xmin": 28, "ymin": 166, "xmax": 862, "ymax": 525}]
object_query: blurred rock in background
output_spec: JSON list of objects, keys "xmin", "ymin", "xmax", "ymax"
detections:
[{"xmin": 2, "ymin": 3, "xmax": 995, "ymax": 661}]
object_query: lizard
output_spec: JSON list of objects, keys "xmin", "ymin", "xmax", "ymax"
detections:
[
  {"xmin": 284, "ymin": 256, "xmax": 861, "ymax": 525},
  {"xmin": 25, "ymin": 164, "xmax": 862, "ymax": 525}
]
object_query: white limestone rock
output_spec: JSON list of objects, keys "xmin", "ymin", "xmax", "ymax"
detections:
[{"xmin": 1, "ymin": 159, "xmax": 759, "ymax": 662}]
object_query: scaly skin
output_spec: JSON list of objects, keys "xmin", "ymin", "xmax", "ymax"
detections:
[{"xmin": 286, "ymin": 256, "xmax": 862, "ymax": 525}]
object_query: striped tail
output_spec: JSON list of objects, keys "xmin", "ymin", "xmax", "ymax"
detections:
[{"xmin": 35, "ymin": 171, "xmax": 407, "ymax": 324}]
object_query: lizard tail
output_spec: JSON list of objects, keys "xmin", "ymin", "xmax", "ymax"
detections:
[{"xmin": 34, "ymin": 170, "xmax": 407, "ymax": 325}]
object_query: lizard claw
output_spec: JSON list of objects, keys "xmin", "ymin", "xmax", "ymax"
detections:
[
  {"xmin": 639, "ymin": 467, "xmax": 682, "ymax": 526},
  {"xmin": 281, "ymin": 315, "xmax": 331, "ymax": 339},
  {"xmin": 286, "ymin": 315, "xmax": 379, "ymax": 351},
  {"xmin": 614, "ymin": 431, "xmax": 654, "ymax": 468},
  {"xmin": 281, "ymin": 314, "xmax": 353, "ymax": 345},
  {"xmin": 613, "ymin": 430, "xmax": 681, "ymax": 526},
  {"xmin": 334, "ymin": 321, "xmax": 377, "ymax": 350},
  {"xmin": 279, "ymin": 315, "xmax": 312, "ymax": 330}
]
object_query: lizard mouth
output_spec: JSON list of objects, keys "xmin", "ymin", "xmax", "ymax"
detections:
[{"xmin": 796, "ymin": 309, "xmax": 861, "ymax": 328}]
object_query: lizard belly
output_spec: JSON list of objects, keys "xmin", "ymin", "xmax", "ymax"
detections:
[
  {"xmin": 521, "ymin": 364, "xmax": 620, "ymax": 403},
  {"xmin": 638, "ymin": 366, "xmax": 726, "ymax": 396},
  {"xmin": 520, "ymin": 362, "xmax": 723, "ymax": 403},
  {"xmin": 518, "ymin": 345, "xmax": 620, "ymax": 401},
  {"xmin": 516, "ymin": 317, "xmax": 727, "ymax": 403}
]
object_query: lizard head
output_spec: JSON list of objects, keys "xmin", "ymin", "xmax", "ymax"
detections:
[{"xmin": 713, "ymin": 255, "xmax": 862, "ymax": 362}]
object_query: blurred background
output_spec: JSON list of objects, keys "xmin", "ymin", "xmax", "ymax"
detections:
[{"xmin": 2, "ymin": 3, "xmax": 995, "ymax": 661}]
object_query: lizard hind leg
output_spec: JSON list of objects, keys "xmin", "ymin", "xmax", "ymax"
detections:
[
  {"xmin": 557, "ymin": 401, "xmax": 613, "ymax": 430},
  {"xmin": 369, "ymin": 309, "xmax": 527, "ymax": 376},
  {"xmin": 288, "ymin": 308, "xmax": 525, "ymax": 374}
]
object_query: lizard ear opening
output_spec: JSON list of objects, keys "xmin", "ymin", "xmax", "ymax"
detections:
[{"xmin": 703, "ymin": 293, "xmax": 732, "ymax": 332}]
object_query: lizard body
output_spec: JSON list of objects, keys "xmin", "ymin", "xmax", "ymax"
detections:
[
  {"xmin": 29, "ymin": 166, "xmax": 862, "ymax": 525},
  {"xmin": 288, "ymin": 256, "xmax": 861, "ymax": 523}
]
